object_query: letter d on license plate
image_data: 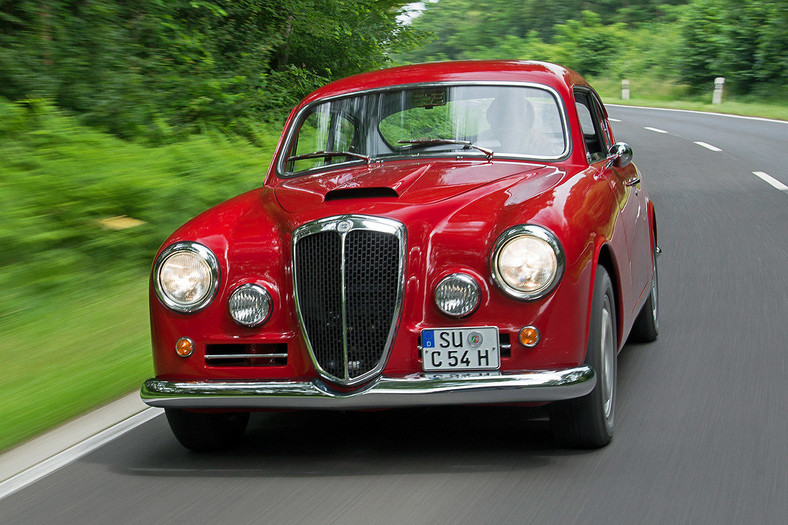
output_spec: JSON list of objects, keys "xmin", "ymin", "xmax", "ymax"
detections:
[{"xmin": 422, "ymin": 326, "xmax": 500, "ymax": 371}]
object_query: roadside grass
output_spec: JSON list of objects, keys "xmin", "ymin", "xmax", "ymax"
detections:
[
  {"xmin": 0, "ymin": 277, "xmax": 150, "ymax": 452},
  {"xmin": 0, "ymin": 99, "xmax": 274, "ymax": 453},
  {"xmin": 590, "ymin": 77, "xmax": 788, "ymax": 121}
]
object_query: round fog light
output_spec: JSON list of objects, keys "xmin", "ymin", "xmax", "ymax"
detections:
[
  {"xmin": 229, "ymin": 284, "xmax": 272, "ymax": 327},
  {"xmin": 434, "ymin": 273, "xmax": 481, "ymax": 318}
]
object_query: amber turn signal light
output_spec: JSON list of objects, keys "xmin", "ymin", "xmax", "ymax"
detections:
[
  {"xmin": 175, "ymin": 337, "xmax": 194, "ymax": 357},
  {"xmin": 519, "ymin": 326, "xmax": 541, "ymax": 348}
]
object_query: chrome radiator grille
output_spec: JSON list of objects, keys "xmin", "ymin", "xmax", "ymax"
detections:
[{"xmin": 293, "ymin": 216, "xmax": 406, "ymax": 386}]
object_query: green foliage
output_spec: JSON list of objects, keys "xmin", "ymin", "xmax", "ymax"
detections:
[
  {"xmin": 552, "ymin": 12, "xmax": 628, "ymax": 76},
  {"xmin": 397, "ymin": 0, "xmax": 686, "ymax": 64},
  {"xmin": 0, "ymin": 98, "xmax": 274, "ymax": 317},
  {"xmin": 396, "ymin": 0, "xmax": 787, "ymax": 96},
  {"xmin": 0, "ymin": 0, "xmax": 418, "ymax": 140},
  {"xmin": 680, "ymin": 0, "xmax": 788, "ymax": 94}
]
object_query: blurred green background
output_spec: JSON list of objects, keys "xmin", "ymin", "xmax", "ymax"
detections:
[{"xmin": 1, "ymin": 0, "xmax": 786, "ymax": 452}]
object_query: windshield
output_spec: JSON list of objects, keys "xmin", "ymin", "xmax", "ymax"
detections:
[{"xmin": 279, "ymin": 84, "xmax": 567, "ymax": 176}]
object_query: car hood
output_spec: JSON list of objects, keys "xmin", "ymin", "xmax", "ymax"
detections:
[{"xmin": 273, "ymin": 159, "xmax": 556, "ymax": 213}]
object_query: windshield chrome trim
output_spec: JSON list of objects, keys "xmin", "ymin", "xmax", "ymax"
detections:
[{"xmin": 276, "ymin": 81, "xmax": 571, "ymax": 178}]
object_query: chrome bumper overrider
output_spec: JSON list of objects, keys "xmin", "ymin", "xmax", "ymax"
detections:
[{"xmin": 140, "ymin": 367, "xmax": 595, "ymax": 409}]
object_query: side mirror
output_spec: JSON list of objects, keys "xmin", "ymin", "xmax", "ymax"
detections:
[{"xmin": 607, "ymin": 142, "xmax": 633, "ymax": 168}]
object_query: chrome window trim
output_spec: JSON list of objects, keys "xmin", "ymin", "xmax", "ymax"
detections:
[
  {"xmin": 153, "ymin": 241, "xmax": 220, "ymax": 313},
  {"xmin": 292, "ymin": 215, "xmax": 407, "ymax": 387},
  {"xmin": 276, "ymin": 81, "xmax": 572, "ymax": 177},
  {"xmin": 490, "ymin": 224, "xmax": 565, "ymax": 301}
]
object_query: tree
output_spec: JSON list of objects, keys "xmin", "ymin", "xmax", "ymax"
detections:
[
  {"xmin": 679, "ymin": 0, "xmax": 788, "ymax": 93},
  {"xmin": 0, "ymin": 0, "xmax": 418, "ymax": 140}
]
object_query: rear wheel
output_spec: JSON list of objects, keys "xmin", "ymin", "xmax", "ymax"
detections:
[
  {"xmin": 165, "ymin": 409, "xmax": 249, "ymax": 452},
  {"xmin": 550, "ymin": 266, "xmax": 617, "ymax": 448}
]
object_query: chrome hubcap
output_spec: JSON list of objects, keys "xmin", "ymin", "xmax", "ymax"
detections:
[{"xmin": 600, "ymin": 299, "xmax": 615, "ymax": 424}]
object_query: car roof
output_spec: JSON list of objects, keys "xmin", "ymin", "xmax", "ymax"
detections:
[{"xmin": 300, "ymin": 60, "xmax": 589, "ymax": 105}]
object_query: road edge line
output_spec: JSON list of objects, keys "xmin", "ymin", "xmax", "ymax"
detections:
[
  {"xmin": 609, "ymin": 104, "xmax": 788, "ymax": 125},
  {"xmin": 0, "ymin": 407, "xmax": 162, "ymax": 502}
]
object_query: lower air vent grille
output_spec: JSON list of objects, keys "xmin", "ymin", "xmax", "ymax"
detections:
[{"xmin": 205, "ymin": 343, "xmax": 287, "ymax": 367}]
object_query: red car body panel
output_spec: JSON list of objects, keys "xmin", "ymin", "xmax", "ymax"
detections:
[{"xmin": 146, "ymin": 61, "xmax": 654, "ymax": 399}]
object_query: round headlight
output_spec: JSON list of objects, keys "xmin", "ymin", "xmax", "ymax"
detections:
[
  {"xmin": 154, "ymin": 242, "xmax": 219, "ymax": 312},
  {"xmin": 492, "ymin": 225, "xmax": 564, "ymax": 301},
  {"xmin": 229, "ymin": 284, "xmax": 272, "ymax": 327},
  {"xmin": 434, "ymin": 273, "xmax": 481, "ymax": 317}
]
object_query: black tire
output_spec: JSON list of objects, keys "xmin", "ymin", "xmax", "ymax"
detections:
[
  {"xmin": 550, "ymin": 266, "xmax": 617, "ymax": 448},
  {"xmin": 165, "ymin": 408, "xmax": 249, "ymax": 452},
  {"xmin": 629, "ymin": 238, "xmax": 659, "ymax": 343}
]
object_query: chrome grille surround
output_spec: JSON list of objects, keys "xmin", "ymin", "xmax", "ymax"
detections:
[{"xmin": 293, "ymin": 215, "xmax": 406, "ymax": 387}]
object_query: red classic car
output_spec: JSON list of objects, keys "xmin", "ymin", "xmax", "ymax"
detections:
[{"xmin": 141, "ymin": 60, "xmax": 659, "ymax": 451}]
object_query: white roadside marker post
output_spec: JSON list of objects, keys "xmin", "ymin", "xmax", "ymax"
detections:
[
  {"xmin": 621, "ymin": 79, "xmax": 630, "ymax": 101},
  {"xmin": 713, "ymin": 77, "xmax": 725, "ymax": 105}
]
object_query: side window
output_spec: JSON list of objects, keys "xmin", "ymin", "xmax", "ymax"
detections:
[
  {"xmin": 591, "ymin": 95, "xmax": 613, "ymax": 150},
  {"xmin": 574, "ymin": 91, "xmax": 607, "ymax": 163}
]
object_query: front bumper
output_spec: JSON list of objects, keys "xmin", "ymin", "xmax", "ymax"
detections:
[{"xmin": 141, "ymin": 366, "xmax": 595, "ymax": 410}]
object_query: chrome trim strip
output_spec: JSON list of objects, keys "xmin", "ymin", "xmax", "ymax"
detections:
[
  {"xmin": 340, "ymin": 225, "xmax": 349, "ymax": 381},
  {"xmin": 292, "ymin": 215, "xmax": 407, "ymax": 387},
  {"xmin": 141, "ymin": 366, "xmax": 595, "ymax": 409},
  {"xmin": 205, "ymin": 354, "xmax": 288, "ymax": 360}
]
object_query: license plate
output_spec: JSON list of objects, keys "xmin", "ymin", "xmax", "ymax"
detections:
[{"xmin": 421, "ymin": 327, "xmax": 500, "ymax": 371}]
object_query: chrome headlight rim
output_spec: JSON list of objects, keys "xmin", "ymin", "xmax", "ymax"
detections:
[
  {"xmin": 434, "ymin": 272, "xmax": 482, "ymax": 318},
  {"xmin": 491, "ymin": 225, "xmax": 565, "ymax": 301},
  {"xmin": 153, "ymin": 241, "xmax": 220, "ymax": 313},
  {"xmin": 228, "ymin": 283, "xmax": 273, "ymax": 327}
]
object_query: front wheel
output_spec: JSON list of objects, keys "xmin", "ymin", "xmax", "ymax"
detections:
[
  {"xmin": 165, "ymin": 408, "xmax": 249, "ymax": 452},
  {"xmin": 550, "ymin": 265, "xmax": 617, "ymax": 448}
]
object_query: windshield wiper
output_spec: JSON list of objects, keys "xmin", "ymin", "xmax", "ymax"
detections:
[
  {"xmin": 397, "ymin": 139, "xmax": 494, "ymax": 160},
  {"xmin": 286, "ymin": 150, "xmax": 371, "ymax": 164}
]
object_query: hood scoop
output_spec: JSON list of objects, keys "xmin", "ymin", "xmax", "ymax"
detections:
[
  {"xmin": 324, "ymin": 187, "xmax": 399, "ymax": 201},
  {"xmin": 274, "ymin": 159, "xmax": 556, "ymax": 213}
]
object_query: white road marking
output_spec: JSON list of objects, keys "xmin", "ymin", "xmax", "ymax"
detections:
[
  {"xmin": 0, "ymin": 407, "xmax": 162, "ymax": 502},
  {"xmin": 694, "ymin": 141, "xmax": 722, "ymax": 152},
  {"xmin": 753, "ymin": 171, "xmax": 788, "ymax": 191},
  {"xmin": 608, "ymin": 118, "xmax": 621, "ymax": 122},
  {"xmin": 644, "ymin": 127, "xmax": 668, "ymax": 134},
  {"xmin": 609, "ymin": 104, "xmax": 788, "ymax": 125}
]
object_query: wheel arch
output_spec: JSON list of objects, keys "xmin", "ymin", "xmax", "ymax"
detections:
[
  {"xmin": 649, "ymin": 201, "xmax": 658, "ymax": 250},
  {"xmin": 595, "ymin": 243, "xmax": 624, "ymax": 349}
]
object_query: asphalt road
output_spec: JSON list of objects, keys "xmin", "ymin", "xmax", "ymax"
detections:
[{"xmin": 3, "ymin": 106, "xmax": 787, "ymax": 524}]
